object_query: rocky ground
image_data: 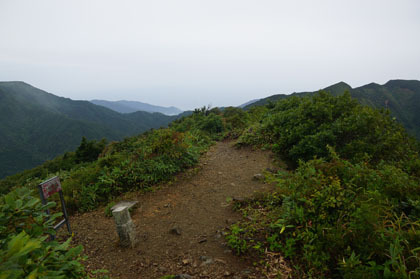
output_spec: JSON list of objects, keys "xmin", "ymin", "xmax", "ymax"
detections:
[{"xmin": 68, "ymin": 140, "xmax": 282, "ymax": 279}]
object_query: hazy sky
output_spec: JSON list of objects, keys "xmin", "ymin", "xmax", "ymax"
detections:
[{"xmin": 1, "ymin": 0, "xmax": 419, "ymax": 110}]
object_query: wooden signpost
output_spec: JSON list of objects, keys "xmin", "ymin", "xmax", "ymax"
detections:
[{"xmin": 38, "ymin": 176, "xmax": 71, "ymax": 239}]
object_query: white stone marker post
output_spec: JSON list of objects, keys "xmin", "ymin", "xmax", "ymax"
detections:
[{"xmin": 111, "ymin": 201, "xmax": 138, "ymax": 248}]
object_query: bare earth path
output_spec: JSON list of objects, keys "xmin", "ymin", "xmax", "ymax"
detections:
[{"xmin": 71, "ymin": 140, "xmax": 277, "ymax": 279}]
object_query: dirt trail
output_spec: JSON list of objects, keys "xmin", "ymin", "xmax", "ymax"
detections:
[{"xmin": 71, "ymin": 140, "xmax": 277, "ymax": 279}]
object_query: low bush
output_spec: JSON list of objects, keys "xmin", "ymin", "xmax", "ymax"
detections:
[
  {"xmin": 61, "ymin": 129, "xmax": 209, "ymax": 212},
  {"xmin": 238, "ymin": 91, "xmax": 420, "ymax": 172},
  {"xmin": 75, "ymin": 137, "xmax": 107, "ymax": 163},
  {"xmin": 228, "ymin": 153, "xmax": 420, "ymax": 278},
  {"xmin": 0, "ymin": 187, "xmax": 95, "ymax": 278}
]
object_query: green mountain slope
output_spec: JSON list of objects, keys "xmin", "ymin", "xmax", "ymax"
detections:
[
  {"xmin": 0, "ymin": 81, "xmax": 178, "ymax": 178},
  {"xmin": 245, "ymin": 79, "xmax": 420, "ymax": 138}
]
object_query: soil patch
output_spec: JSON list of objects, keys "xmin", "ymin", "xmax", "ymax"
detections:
[{"xmin": 70, "ymin": 140, "xmax": 278, "ymax": 279}]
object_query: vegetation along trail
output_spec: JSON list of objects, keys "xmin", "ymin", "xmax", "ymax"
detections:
[{"xmin": 70, "ymin": 140, "xmax": 280, "ymax": 279}]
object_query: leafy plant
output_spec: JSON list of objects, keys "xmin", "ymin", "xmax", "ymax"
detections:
[
  {"xmin": 228, "ymin": 152, "xmax": 420, "ymax": 278},
  {"xmin": 0, "ymin": 187, "xmax": 93, "ymax": 278},
  {"xmin": 226, "ymin": 224, "xmax": 248, "ymax": 254},
  {"xmin": 104, "ymin": 201, "xmax": 116, "ymax": 217}
]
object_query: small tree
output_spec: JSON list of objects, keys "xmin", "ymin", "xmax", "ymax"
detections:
[{"xmin": 75, "ymin": 137, "xmax": 107, "ymax": 163}]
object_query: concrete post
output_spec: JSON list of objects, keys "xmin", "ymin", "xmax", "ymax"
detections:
[{"xmin": 112, "ymin": 203, "xmax": 137, "ymax": 248}]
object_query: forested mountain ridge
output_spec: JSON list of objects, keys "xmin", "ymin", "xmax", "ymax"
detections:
[
  {"xmin": 245, "ymin": 79, "xmax": 420, "ymax": 138},
  {"xmin": 90, "ymin": 99, "xmax": 183, "ymax": 115},
  {"xmin": 0, "ymin": 81, "xmax": 179, "ymax": 178}
]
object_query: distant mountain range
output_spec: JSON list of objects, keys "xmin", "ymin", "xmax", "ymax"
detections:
[
  {"xmin": 245, "ymin": 79, "xmax": 420, "ymax": 139},
  {"xmin": 0, "ymin": 82, "xmax": 184, "ymax": 178},
  {"xmin": 90, "ymin": 99, "xmax": 183, "ymax": 115}
]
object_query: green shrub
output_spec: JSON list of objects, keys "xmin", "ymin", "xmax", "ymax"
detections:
[
  {"xmin": 75, "ymin": 137, "xmax": 107, "ymax": 163},
  {"xmin": 171, "ymin": 106, "xmax": 249, "ymax": 139},
  {"xmin": 0, "ymin": 188, "xmax": 91, "ymax": 278},
  {"xmin": 228, "ymin": 153, "xmax": 420, "ymax": 278},
  {"xmin": 58, "ymin": 129, "xmax": 209, "ymax": 212},
  {"xmin": 239, "ymin": 91, "xmax": 419, "ymax": 171},
  {"xmin": 223, "ymin": 107, "xmax": 250, "ymax": 138},
  {"xmin": 226, "ymin": 224, "xmax": 248, "ymax": 254},
  {"xmin": 104, "ymin": 201, "xmax": 116, "ymax": 217},
  {"xmin": 198, "ymin": 113, "xmax": 224, "ymax": 135}
]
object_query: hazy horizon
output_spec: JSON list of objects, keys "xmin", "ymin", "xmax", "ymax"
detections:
[{"xmin": 1, "ymin": 0, "xmax": 419, "ymax": 110}]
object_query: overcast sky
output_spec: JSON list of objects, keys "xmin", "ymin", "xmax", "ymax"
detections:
[{"xmin": 1, "ymin": 0, "xmax": 419, "ymax": 110}]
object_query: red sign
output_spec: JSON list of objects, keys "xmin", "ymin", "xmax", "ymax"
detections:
[{"xmin": 40, "ymin": 176, "xmax": 62, "ymax": 199}]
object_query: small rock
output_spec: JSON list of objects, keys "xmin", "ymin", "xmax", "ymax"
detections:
[
  {"xmin": 218, "ymin": 171, "xmax": 223, "ymax": 175},
  {"xmin": 175, "ymin": 274, "xmax": 193, "ymax": 279},
  {"xmin": 170, "ymin": 226, "xmax": 182, "ymax": 235},
  {"xmin": 199, "ymin": 256, "xmax": 214, "ymax": 266},
  {"xmin": 158, "ymin": 266, "xmax": 167, "ymax": 272},
  {"xmin": 182, "ymin": 259, "xmax": 192, "ymax": 265},
  {"xmin": 230, "ymin": 182, "xmax": 236, "ymax": 186},
  {"xmin": 242, "ymin": 269, "xmax": 251, "ymax": 275},
  {"xmin": 215, "ymin": 258, "xmax": 226, "ymax": 264},
  {"xmin": 253, "ymin": 173, "xmax": 263, "ymax": 180},
  {"xmin": 200, "ymin": 255, "xmax": 212, "ymax": 261},
  {"xmin": 200, "ymin": 258, "xmax": 214, "ymax": 266},
  {"xmin": 224, "ymin": 271, "xmax": 232, "ymax": 276},
  {"xmin": 224, "ymin": 249, "xmax": 232, "ymax": 254}
]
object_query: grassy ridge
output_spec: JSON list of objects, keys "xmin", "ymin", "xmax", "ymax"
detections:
[{"xmin": 229, "ymin": 92, "xmax": 420, "ymax": 278}]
